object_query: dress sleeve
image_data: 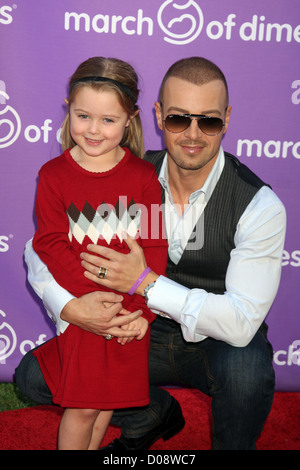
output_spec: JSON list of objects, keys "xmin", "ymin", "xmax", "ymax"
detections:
[{"xmin": 32, "ymin": 167, "xmax": 104, "ymax": 298}]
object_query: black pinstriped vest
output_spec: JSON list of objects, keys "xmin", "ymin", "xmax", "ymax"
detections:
[{"xmin": 145, "ymin": 150, "xmax": 269, "ymax": 295}]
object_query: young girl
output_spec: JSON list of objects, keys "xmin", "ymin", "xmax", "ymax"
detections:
[{"xmin": 30, "ymin": 57, "xmax": 167, "ymax": 450}]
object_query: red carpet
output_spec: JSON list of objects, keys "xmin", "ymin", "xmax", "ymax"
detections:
[{"xmin": 0, "ymin": 389, "xmax": 299, "ymax": 450}]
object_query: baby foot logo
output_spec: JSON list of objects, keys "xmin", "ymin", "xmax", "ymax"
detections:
[
  {"xmin": 0, "ymin": 308, "xmax": 48, "ymax": 364},
  {"xmin": 0, "ymin": 310, "xmax": 17, "ymax": 364},
  {"xmin": 0, "ymin": 80, "xmax": 21, "ymax": 148},
  {"xmin": 157, "ymin": 0, "xmax": 203, "ymax": 45}
]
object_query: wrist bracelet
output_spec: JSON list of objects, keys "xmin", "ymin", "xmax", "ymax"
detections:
[{"xmin": 128, "ymin": 267, "xmax": 151, "ymax": 295}]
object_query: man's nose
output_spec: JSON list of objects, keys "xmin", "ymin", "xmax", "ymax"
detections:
[{"xmin": 183, "ymin": 118, "xmax": 202, "ymax": 139}]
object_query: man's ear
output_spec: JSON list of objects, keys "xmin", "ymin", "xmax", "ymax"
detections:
[
  {"xmin": 223, "ymin": 105, "xmax": 232, "ymax": 135},
  {"xmin": 154, "ymin": 101, "xmax": 163, "ymax": 131}
]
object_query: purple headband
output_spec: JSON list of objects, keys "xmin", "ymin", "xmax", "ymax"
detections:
[{"xmin": 70, "ymin": 76, "xmax": 136, "ymax": 104}]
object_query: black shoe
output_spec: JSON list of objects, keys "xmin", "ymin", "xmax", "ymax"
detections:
[{"xmin": 101, "ymin": 397, "xmax": 185, "ymax": 451}]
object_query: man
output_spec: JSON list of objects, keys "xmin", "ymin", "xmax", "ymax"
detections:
[{"xmin": 16, "ymin": 58, "xmax": 286, "ymax": 450}]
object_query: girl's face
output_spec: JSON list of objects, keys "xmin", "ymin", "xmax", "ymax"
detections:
[{"xmin": 69, "ymin": 86, "xmax": 132, "ymax": 164}]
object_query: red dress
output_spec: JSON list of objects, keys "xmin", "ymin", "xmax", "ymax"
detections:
[{"xmin": 32, "ymin": 148, "xmax": 167, "ymax": 409}]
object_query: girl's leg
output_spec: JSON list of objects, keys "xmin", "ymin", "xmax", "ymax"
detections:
[
  {"xmin": 58, "ymin": 408, "xmax": 100, "ymax": 450},
  {"xmin": 58, "ymin": 408, "xmax": 113, "ymax": 450},
  {"xmin": 88, "ymin": 409, "xmax": 114, "ymax": 450}
]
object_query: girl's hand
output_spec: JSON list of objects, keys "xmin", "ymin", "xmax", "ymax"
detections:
[{"xmin": 117, "ymin": 314, "xmax": 149, "ymax": 346}]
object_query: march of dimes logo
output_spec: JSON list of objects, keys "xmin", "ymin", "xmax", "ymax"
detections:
[
  {"xmin": 63, "ymin": 0, "xmax": 300, "ymax": 44},
  {"xmin": 0, "ymin": 80, "xmax": 56, "ymax": 149},
  {"xmin": 0, "ymin": 309, "xmax": 47, "ymax": 365},
  {"xmin": 157, "ymin": 0, "xmax": 203, "ymax": 45},
  {"xmin": 0, "ymin": 80, "xmax": 21, "ymax": 148}
]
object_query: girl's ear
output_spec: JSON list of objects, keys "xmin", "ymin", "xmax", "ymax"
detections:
[
  {"xmin": 64, "ymin": 98, "xmax": 69, "ymax": 106},
  {"xmin": 126, "ymin": 109, "xmax": 139, "ymax": 127}
]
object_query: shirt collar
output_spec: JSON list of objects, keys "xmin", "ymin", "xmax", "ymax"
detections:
[{"xmin": 158, "ymin": 147, "xmax": 225, "ymax": 204}]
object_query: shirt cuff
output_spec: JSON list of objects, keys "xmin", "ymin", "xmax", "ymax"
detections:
[
  {"xmin": 147, "ymin": 275, "xmax": 189, "ymax": 323},
  {"xmin": 43, "ymin": 280, "xmax": 74, "ymax": 334}
]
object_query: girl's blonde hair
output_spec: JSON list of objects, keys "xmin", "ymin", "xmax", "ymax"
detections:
[{"xmin": 61, "ymin": 57, "xmax": 145, "ymax": 158}]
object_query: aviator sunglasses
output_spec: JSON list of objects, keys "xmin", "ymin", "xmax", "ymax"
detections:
[{"xmin": 163, "ymin": 113, "xmax": 225, "ymax": 136}]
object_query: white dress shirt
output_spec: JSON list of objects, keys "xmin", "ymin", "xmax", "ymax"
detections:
[{"xmin": 25, "ymin": 148, "xmax": 286, "ymax": 345}]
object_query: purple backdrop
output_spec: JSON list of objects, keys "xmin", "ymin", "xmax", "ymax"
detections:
[{"xmin": 0, "ymin": 0, "xmax": 299, "ymax": 390}]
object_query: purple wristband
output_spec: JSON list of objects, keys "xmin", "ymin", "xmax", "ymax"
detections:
[{"xmin": 128, "ymin": 267, "xmax": 151, "ymax": 295}]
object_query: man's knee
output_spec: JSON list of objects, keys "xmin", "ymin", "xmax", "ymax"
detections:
[
  {"xmin": 215, "ymin": 333, "xmax": 275, "ymax": 398},
  {"xmin": 15, "ymin": 349, "xmax": 52, "ymax": 405}
]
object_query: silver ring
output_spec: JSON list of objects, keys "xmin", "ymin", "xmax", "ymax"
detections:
[
  {"xmin": 97, "ymin": 266, "xmax": 107, "ymax": 279},
  {"xmin": 105, "ymin": 334, "xmax": 113, "ymax": 340}
]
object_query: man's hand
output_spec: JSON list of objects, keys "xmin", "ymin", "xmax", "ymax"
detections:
[
  {"xmin": 60, "ymin": 291, "xmax": 143, "ymax": 338},
  {"xmin": 80, "ymin": 235, "xmax": 147, "ymax": 293}
]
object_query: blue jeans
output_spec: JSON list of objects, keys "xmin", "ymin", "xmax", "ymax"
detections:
[
  {"xmin": 15, "ymin": 316, "xmax": 275, "ymax": 450},
  {"xmin": 111, "ymin": 317, "xmax": 275, "ymax": 450}
]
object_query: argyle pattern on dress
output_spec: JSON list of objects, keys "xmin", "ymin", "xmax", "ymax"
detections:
[{"xmin": 67, "ymin": 197, "xmax": 141, "ymax": 245}]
